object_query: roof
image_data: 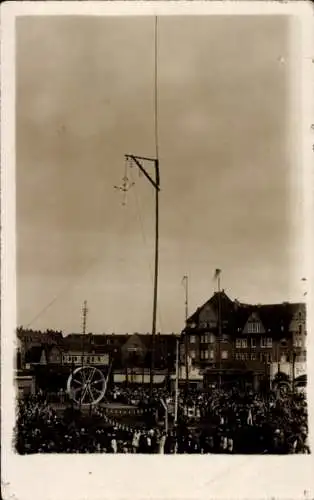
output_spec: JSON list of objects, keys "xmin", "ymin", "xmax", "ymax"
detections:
[
  {"xmin": 185, "ymin": 292, "xmax": 305, "ymax": 336},
  {"xmin": 187, "ymin": 291, "xmax": 235, "ymax": 325}
]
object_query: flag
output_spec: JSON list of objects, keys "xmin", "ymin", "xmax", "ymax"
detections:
[{"xmin": 214, "ymin": 269, "xmax": 221, "ymax": 280}]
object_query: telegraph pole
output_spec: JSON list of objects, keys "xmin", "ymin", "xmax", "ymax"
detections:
[{"xmin": 124, "ymin": 154, "xmax": 160, "ymax": 395}]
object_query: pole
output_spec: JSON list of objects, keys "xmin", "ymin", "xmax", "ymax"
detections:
[
  {"xmin": 150, "ymin": 175, "xmax": 159, "ymax": 394},
  {"xmin": 174, "ymin": 337, "xmax": 179, "ymax": 425},
  {"xmin": 124, "ymin": 155, "xmax": 160, "ymax": 396},
  {"xmin": 217, "ymin": 275, "xmax": 222, "ymax": 390},
  {"xmin": 80, "ymin": 300, "xmax": 88, "ymax": 410},
  {"xmin": 160, "ymin": 398, "xmax": 168, "ymax": 434},
  {"xmin": 183, "ymin": 275, "xmax": 189, "ymax": 393},
  {"xmin": 292, "ymin": 351, "xmax": 296, "ymax": 393}
]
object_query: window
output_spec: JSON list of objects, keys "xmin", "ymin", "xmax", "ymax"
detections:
[
  {"xmin": 98, "ymin": 356, "xmax": 101, "ymax": 362},
  {"xmin": 209, "ymin": 350, "xmax": 214, "ymax": 360},
  {"xmin": 236, "ymin": 338, "xmax": 247, "ymax": 348},
  {"xmin": 298, "ymin": 324, "xmax": 302, "ymax": 335},
  {"xmin": 248, "ymin": 322, "xmax": 261, "ymax": 334},
  {"xmin": 201, "ymin": 334, "xmax": 209, "ymax": 344},
  {"xmin": 209, "ymin": 334, "xmax": 215, "ymax": 344},
  {"xmin": 221, "ymin": 334, "xmax": 228, "ymax": 343},
  {"xmin": 297, "ymin": 352, "xmax": 306, "ymax": 362},
  {"xmin": 251, "ymin": 353, "xmax": 256, "ymax": 361},
  {"xmin": 261, "ymin": 337, "xmax": 272, "ymax": 348},
  {"xmin": 221, "ymin": 350, "xmax": 228, "ymax": 360},
  {"xmin": 190, "ymin": 350, "xmax": 196, "ymax": 359},
  {"xmin": 251, "ymin": 338, "xmax": 256, "ymax": 348},
  {"xmin": 190, "ymin": 335, "xmax": 196, "ymax": 344},
  {"xmin": 293, "ymin": 335, "xmax": 301, "ymax": 347}
]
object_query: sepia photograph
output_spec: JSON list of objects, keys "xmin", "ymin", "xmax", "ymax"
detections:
[{"xmin": 1, "ymin": 2, "xmax": 314, "ymax": 500}]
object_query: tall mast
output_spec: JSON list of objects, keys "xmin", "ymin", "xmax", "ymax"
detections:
[
  {"xmin": 122, "ymin": 17, "xmax": 160, "ymax": 396},
  {"xmin": 125, "ymin": 154, "xmax": 160, "ymax": 394}
]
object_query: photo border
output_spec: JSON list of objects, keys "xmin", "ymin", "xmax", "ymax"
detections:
[{"xmin": 1, "ymin": 2, "xmax": 314, "ymax": 500}]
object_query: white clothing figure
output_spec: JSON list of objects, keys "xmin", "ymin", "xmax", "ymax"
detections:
[
  {"xmin": 222, "ymin": 436, "xmax": 228, "ymax": 451},
  {"xmin": 111, "ymin": 438, "xmax": 118, "ymax": 453},
  {"xmin": 132, "ymin": 431, "xmax": 140, "ymax": 452},
  {"xmin": 227, "ymin": 438, "xmax": 233, "ymax": 452},
  {"xmin": 159, "ymin": 434, "xmax": 166, "ymax": 454}
]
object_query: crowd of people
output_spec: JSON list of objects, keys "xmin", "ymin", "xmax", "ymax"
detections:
[{"xmin": 16, "ymin": 385, "xmax": 310, "ymax": 454}]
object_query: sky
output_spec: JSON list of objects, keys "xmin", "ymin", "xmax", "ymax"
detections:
[{"xmin": 16, "ymin": 15, "xmax": 306, "ymax": 335}]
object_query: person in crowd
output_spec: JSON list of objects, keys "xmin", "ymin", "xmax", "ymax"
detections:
[{"xmin": 15, "ymin": 386, "xmax": 309, "ymax": 455}]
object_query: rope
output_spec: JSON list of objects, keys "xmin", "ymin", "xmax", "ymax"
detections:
[
  {"xmin": 24, "ymin": 255, "xmax": 101, "ymax": 328},
  {"xmin": 25, "ymin": 171, "xmax": 130, "ymax": 329}
]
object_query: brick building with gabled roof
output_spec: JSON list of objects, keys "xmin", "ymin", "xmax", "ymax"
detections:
[{"xmin": 181, "ymin": 291, "xmax": 307, "ymax": 390}]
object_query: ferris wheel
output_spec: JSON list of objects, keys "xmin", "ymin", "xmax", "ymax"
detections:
[{"xmin": 67, "ymin": 365, "xmax": 109, "ymax": 406}]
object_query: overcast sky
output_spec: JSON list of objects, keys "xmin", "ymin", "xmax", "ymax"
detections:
[{"xmin": 16, "ymin": 15, "xmax": 305, "ymax": 334}]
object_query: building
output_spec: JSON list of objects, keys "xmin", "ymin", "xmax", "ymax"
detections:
[
  {"xmin": 16, "ymin": 327, "xmax": 178, "ymax": 388},
  {"xmin": 181, "ymin": 291, "xmax": 307, "ymax": 391},
  {"xmin": 17, "ymin": 327, "xmax": 64, "ymax": 369}
]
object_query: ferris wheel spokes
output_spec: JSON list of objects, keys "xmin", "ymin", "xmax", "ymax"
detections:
[{"xmin": 67, "ymin": 365, "xmax": 107, "ymax": 406}]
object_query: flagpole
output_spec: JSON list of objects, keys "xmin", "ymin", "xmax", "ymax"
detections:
[
  {"xmin": 215, "ymin": 270, "xmax": 222, "ymax": 390},
  {"xmin": 183, "ymin": 275, "xmax": 189, "ymax": 393}
]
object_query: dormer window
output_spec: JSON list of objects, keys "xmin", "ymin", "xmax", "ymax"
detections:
[{"xmin": 248, "ymin": 322, "xmax": 261, "ymax": 334}]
